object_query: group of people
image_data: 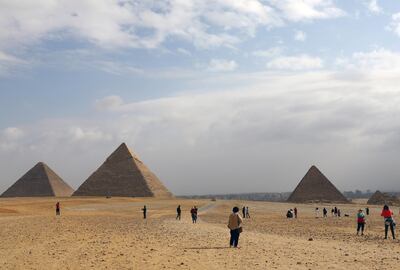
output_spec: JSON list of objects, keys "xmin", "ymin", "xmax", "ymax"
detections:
[
  {"xmin": 286, "ymin": 207, "xmax": 297, "ymax": 218},
  {"xmin": 242, "ymin": 206, "xmax": 250, "ymax": 219}
]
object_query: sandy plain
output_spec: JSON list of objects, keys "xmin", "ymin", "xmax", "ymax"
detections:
[{"xmin": 0, "ymin": 197, "xmax": 399, "ymax": 270}]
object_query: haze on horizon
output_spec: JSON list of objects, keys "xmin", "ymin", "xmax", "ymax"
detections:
[{"xmin": 1, "ymin": 0, "xmax": 400, "ymax": 196}]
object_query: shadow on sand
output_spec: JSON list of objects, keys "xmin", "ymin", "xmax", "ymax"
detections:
[{"xmin": 184, "ymin": 246, "xmax": 231, "ymax": 250}]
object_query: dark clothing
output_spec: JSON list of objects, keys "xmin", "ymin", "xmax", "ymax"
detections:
[
  {"xmin": 385, "ymin": 219, "xmax": 396, "ymax": 239},
  {"xmin": 366, "ymin": 208, "xmax": 369, "ymax": 215},
  {"xmin": 56, "ymin": 202, "xmax": 60, "ymax": 216},
  {"xmin": 357, "ymin": 223, "xmax": 365, "ymax": 234},
  {"xmin": 191, "ymin": 208, "xmax": 197, "ymax": 223},
  {"xmin": 294, "ymin": 208, "xmax": 297, "ymax": 218},
  {"xmin": 323, "ymin": 208, "xmax": 327, "ymax": 217},
  {"xmin": 142, "ymin": 207, "xmax": 147, "ymax": 219},
  {"xmin": 230, "ymin": 228, "xmax": 240, "ymax": 247},
  {"xmin": 176, "ymin": 206, "xmax": 181, "ymax": 220},
  {"xmin": 242, "ymin": 207, "xmax": 246, "ymax": 218}
]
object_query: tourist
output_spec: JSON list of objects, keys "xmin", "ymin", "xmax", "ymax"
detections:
[
  {"xmin": 365, "ymin": 207, "xmax": 370, "ymax": 215},
  {"xmin": 245, "ymin": 207, "xmax": 250, "ymax": 219},
  {"xmin": 227, "ymin": 206, "xmax": 243, "ymax": 248},
  {"xmin": 242, "ymin": 206, "xmax": 246, "ymax": 218},
  {"xmin": 315, "ymin": 207, "xmax": 319, "ymax": 218},
  {"xmin": 176, "ymin": 205, "xmax": 181, "ymax": 220},
  {"xmin": 331, "ymin": 208, "xmax": 334, "ymax": 217},
  {"xmin": 381, "ymin": 205, "xmax": 396, "ymax": 239},
  {"xmin": 337, "ymin": 209, "xmax": 341, "ymax": 217},
  {"xmin": 323, "ymin": 208, "xmax": 327, "ymax": 218},
  {"xmin": 55, "ymin": 202, "xmax": 60, "ymax": 216},
  {"xmin": 294, "ymin": 207, "xmax": 298, "ymax": 218},
  {"xmin": 191, "ymin": 206, "xmax": 198, "ymax": 223},
  {"xmin": 356, "ymin": 209, "xmax": 366, "ymax": 236},
  {"xmin": 286, "ymin": 209, "xmax": 293, "ymax": 218},
  {"xmin": 142, "ymin": 205, "xmax": 147, "ymax": 219},
  {"xmin": 334, "ymin": 206, "xmax": 338, "ymax": 217}
]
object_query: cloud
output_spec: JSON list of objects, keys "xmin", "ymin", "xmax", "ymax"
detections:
[
  {"xmin": 365, "ymin": 0, "xmax": 382, "ymax": 14},
  {"xmin": 294, "ymin": 30, "xmax": 306, "ymax": 41},
  {"xmin": 0, "ymin": 0, "xmax": 345, "ymax": 54},
  {"xmin": 335, "ymin": 48, "xmax": 400, "ymax": 71},
  {"xmin": 95, "ymin": 95, "xmax": 124, "ymax": 111},
  {"xmin": 267, "ymin": 55, "xmax": 323, "ymax": 70},
  {"xmin": 252, "ymin": 47, "xmax": 283, "ymax": 58},
  {"xmin": 0, "ymin": 51, "xmax": 28, "ymax": 76},
  {"xmin": 388, "ymin": 12, "xmax": 400, "ymax": 37},
  {"xmin": 269, "ymin": 0, "xmax": 345, "ymax": 22},
  {"xmin": 207, "ymin": 59, "xmax": 238, "ymax": 72}
]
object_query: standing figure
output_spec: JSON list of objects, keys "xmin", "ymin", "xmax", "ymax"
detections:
[
  {"xmin": 55, "ymin": 202, "xmax": 60, "ymax": 216},
  {"xmin": 228, "ymin": 206, "xmax": 243, "ymax": 248},
  {"xmin": 334, "ymin": 207, "xmax": 338, "ymax": 217},
  {"xmin": 337, "ymin": 209, "xmax": 341, "ymax": 218},
  {"xmin": 365, "ymin": 207, "xmax": 370, "ymax": 215},
  {"xmin": 142, "ymin": 205, "xmax": 147, "ymax": 219},
  {"xmin": 294, "ymin": 207, "xmax": 297, "ymax": 218},
  {"xmin": 356, "ymin": 209, "xmax": 366, "ymax": 235},
  {"xmin": 245, "ymin": 207, "xmax": 250, "ymax": 219},
  {"xmin": 176, "ymin": 205, "xmax": 181, "ymax": 220},
  {"xmin": 323, "ymin": 208, "xmax": 328, "ymax": 218},
  {"xmin": 381, "ymin": 205, "xmax": 396, "ymax": 239},
  {"xmin": 191, "ymin": 206, "xmax": 198, "ymax": 223},
  {"xmin": 242, "ymin": 206, "xmax": 246, "ymax": 219},
  {"xmin": 315, "ymin": 207, "xmax": 319, "ymax": 218}
]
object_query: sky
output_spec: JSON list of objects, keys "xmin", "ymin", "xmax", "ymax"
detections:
[{"xmin": 1, "ymin": 0, "xmax": 400, "ymax": 195}]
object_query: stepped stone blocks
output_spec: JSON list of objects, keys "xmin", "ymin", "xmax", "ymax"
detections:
[
  {"xmin": 367, "ymin": 190, "xmax": 400, "ymax": 206},
  {"xmin": 1, "ymin": 162, "xmax": 74, "ymax": 197},
  {"xmin": 73, "ymin": 143, "xmax": 173, "ymax": 198},
  {"xmin": 287, "ymin": 165, "xmax": 348, "ymax": 203}
]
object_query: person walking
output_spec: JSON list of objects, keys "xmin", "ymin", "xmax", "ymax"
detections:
[
  {"xmin": 242, "ymin": 206, "xmax": 246, "ymax": 219},
  {"xmin": 142, "ymin": 205, "xmax": 147, "ymax": 219},
  {"xmin": 245, "ymin": 207, "xmax": 250, "ymax": 219},
  {"xmin": 191, "ymin": 206, "xmax": 198, "ymax": 223},
  {"xmin": 176, "ymin": 205, "xmax": 181, "ymax": 220},
  {"xmin": 334, "ymin": 207, "xmax": 338, "ymax": 217},
  {"xmin": 294, "ymin": 207, "xmax": 297, "ymax": 218},
  {"xmin": 365, "ymin": 207, "xmax": 370, "ymax": 216},
  {"xmin": 381, "ymin": 205, "xmax": 396, "ymax": 239},
  {"xmin": 55, "ymin": 202, "xmax": 60, "ymax": 216},
  {"xmin": 323, "ymin": 208, "xmax": 328, "ymax": 218},
  {"xmin": 356, "ymin": 209, "xmax": 366, "ymax": 235},
  {"xmin": 228, "ymin": 206, "xmax": 243, "ymax": 248}
]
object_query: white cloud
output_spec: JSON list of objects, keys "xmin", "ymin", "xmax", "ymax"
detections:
[
  {"xmin": 0, "ymin": 51, "xmax": 27, "ymax": 76},
  {"xmin": 3, "ymin": 127, "xmax": 24, "ymax": 140},
  {"xmin": 388, "ymin": 12, "xmax": 400, "ymax": 37},
  {"xmin": 0, "ymin": 0, "xmax": 345, "ymax": 53},
  {"xmin": 207, "ymin": 59, "xmax": 238, "ymax": 72},
  {"xmin": 267, "ymin": 55, "xmax": 323, "ymax": 70},
  {"xmin": 294, "ymin": 30, "xmax": 307, "ymax": 41},
  {"xmin": 365, "ymin": 0, "xmax": 382, "ymax": 14},
  {"xmin": 336, "ymin": 48, "xmax": 400, "ymax": 71},
  {"xmin": 252, "ymin": 47, "xmax": 283, "ymax": 58},
  {"xmin": 269, "ymin": 0, "xmax": 345, "ymax": 22},
  {"xmin": 95, "ymin": 95, "xmax": 124, "ymax": 111}
]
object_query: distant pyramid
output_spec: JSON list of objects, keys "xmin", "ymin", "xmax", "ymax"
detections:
[
  {"xmin": 73, "ymin": 143, "xmax": 173, "ymax": 197},
  {"xmin": 1, "ymin": 162, "xmax": 74, "ymax": 197},
  {"xmin": 367, "ymin": 190, "xmax": 400, "ymax": 205},
  {"xmin": 287, "ymin": 165, "xmax": 348, "ymax": 203}
]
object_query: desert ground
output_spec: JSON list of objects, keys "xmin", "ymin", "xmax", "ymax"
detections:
[{"xmin": 0, "ymin": 197, "xmax": 399, "ymax": 270}]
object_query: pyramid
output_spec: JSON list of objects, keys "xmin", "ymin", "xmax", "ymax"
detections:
[
  {"xmin": 1, "ymin": 162, "xmax": 74, "ymax": 197},
  {"xmin": 367, "ymin": 190, "xmax": 400, "ymax": 206},
  {"xmin": 287, "ymin": 165, "xmax": 348, "ymax": 203},
  {"xmin": 73, "ymin": 143, "xmax": 173, "ymax": 197}
]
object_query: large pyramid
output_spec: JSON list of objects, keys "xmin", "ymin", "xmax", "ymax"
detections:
[
  {"xmin": 73, "ymin": 143, "xmax": 173, "ymax": 197},
  {"xmin": 367, "ymin": 190, "xmax": 400, "ymax": 206},
  {"xmin": 287, "ymin": 165, "xmax": 348, "ymax": 203},
  {"xmin": 1, "ymin": 162, "xmax": 74, "ymax": 197}
]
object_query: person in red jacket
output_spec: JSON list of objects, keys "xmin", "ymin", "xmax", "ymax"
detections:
[{"xmin": 381, "ymin": 205, "xmax": 396, "ymax": 239}]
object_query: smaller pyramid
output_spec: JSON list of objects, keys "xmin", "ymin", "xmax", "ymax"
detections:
[
  {"xmin": 1, "ymin": 162, "xmax": 74, "ymax": 197},
  {"xmin": 287, "ymin": 165, "xmax": 348, "ymax": 203},
  {"xmin": 73, "ymin": 143, "xmax": 173, "ymax": 197},
  {"xmin": 367, "ymin": 190, "xmax": 400, "ymax": 206}
]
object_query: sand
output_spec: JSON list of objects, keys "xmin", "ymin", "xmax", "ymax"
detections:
[{"xmin": 0, "ymin": 197, "xmax": 399, "ymax": 269}]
